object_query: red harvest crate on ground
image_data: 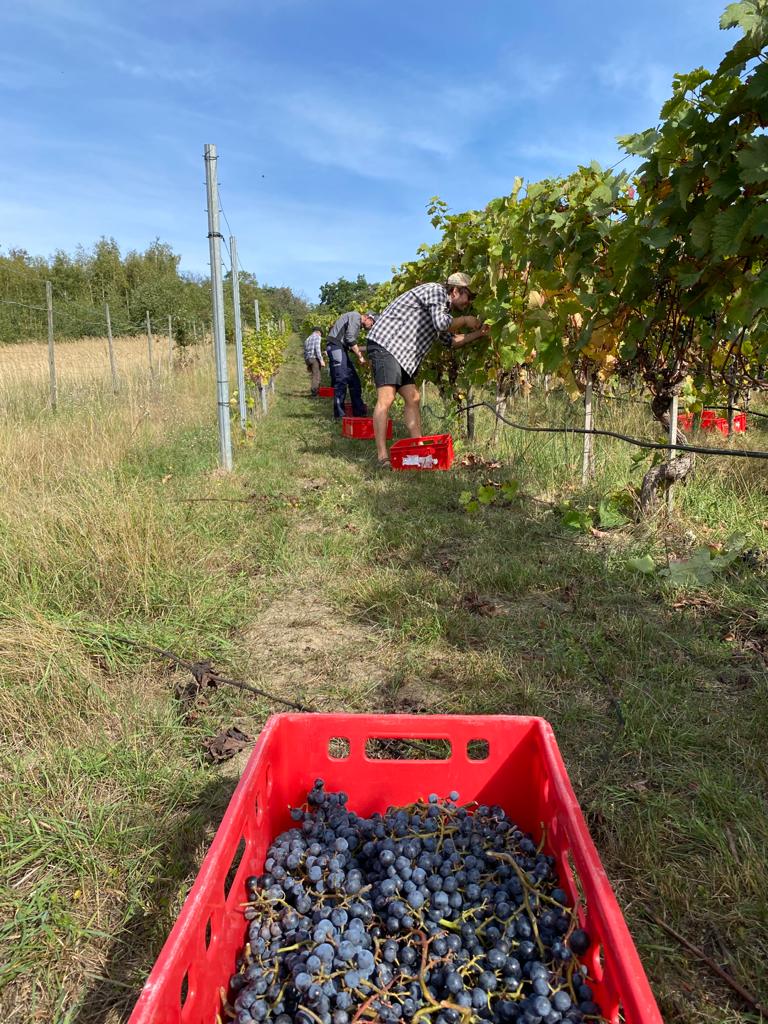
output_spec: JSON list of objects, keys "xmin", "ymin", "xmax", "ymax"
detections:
[
  {"xmin": 128, "ymin": 714, "xmax": 662, "ymax": 1024},
  {"xmin": 317, "ymin": 386, "xmax": 334, "ymax": 397},
  {"xmin": 342, "ymin": 416, "xmax": 392, "ymax": 439},
  {"xmin": 679, "ymin": 410, "xmax": 747, "ymax": 433},
  {"xmin": 390, "ymin": 434, "xmax": 454, "ymax": 471}
]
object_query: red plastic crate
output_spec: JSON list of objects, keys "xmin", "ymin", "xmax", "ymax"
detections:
[
  {"xmin": 128, "ymin": 714, "xmax": 661, "ymax": 1024},
  {"xmin": 317, "ymin": 386, "xmax": 334, "ymax": 398},
  {"xmin": 390, "ymin": 434, "xmax": 454, "ymax": 471},
  {"xmin": 680, "ymin": 410, "xmax": 747, "ymax": 433},
  {"xmin": 677, "ymin": 412, "xmax": 693, "ymax": 431},
  {"xmin": 342, "ymin": 416, "xmax": 392, "ymax": 439},
  {"xmin": 734, "ymin": 412, "xmax": 747, "ymax": 432}
]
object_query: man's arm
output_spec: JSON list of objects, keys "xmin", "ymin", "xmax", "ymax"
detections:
[
  {"xmin": 345, "ymin": 314, "xmax": 366, "ymax": 363},
  {"xmin": 450, "ymin": 325, "xmax": 490, "ymax": 349},
  {"xmin": 448, "ymin": 315, "xmax": 482, "ymax": 333}
]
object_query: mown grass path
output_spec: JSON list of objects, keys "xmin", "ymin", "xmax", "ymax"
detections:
[{"xmin": 1, "ymin": 352, "xmax": 766, "ymax": 1023}]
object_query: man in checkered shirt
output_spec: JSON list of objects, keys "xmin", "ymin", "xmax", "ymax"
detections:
[{"xmin": 366, "ymin": 272, "xmax": 489, "ymax": 465}]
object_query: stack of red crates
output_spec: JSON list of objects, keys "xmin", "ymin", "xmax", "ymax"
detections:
[{"xmin": 678, "ymin": 409, "xmax": 746, "ymax": 434}]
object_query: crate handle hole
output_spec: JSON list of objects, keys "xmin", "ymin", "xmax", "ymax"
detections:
[
  {"xmin": 180, "ymin": 970, "xmax": 189, "ymax": 1008},
  {"xmin": 364, "ymin": 737, "xmax": 451, "ymax": 761},
  {"xmin": 204, "ymin": 916, "xmax": 212, "ymax": 950},
  {"xmin": 467, "ymin": 739, "xmax": 489, "ymax": 761},
  {"xmin": 593, "ymin": 942, "xmax": 605, "ymax": 981},
  {"xmin": 328, "ymin": 737, "xmax": 350, "ymax": 759},
  {"xmin": 223, "ymin": 836, "xmax": 246, "ymax": 901}
]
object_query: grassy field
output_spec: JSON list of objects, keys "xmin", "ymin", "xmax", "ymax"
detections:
[
  {"xmin": 0, "ymin": 334, "xmax": 194, "ymax": 419},
  {"xmin": 0, "ymin": 345, "xmax": 766, "ymax": 1024}
]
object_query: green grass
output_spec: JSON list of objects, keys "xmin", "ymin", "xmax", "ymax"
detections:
[{"xmin": 1, "ymin": 351, "xmax": 766, "ymax": 1023}]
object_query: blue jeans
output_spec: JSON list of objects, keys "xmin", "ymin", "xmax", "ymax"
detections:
[
  {"xmin": 326, "ymin": 346, "xmax": 335, "ymax": 386},
  {"xmin": 329, "ymin": 347, "xmax": 367, "ymax": 419}
]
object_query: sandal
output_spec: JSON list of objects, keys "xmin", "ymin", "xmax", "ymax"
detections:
[{"xmin": 376, "ymin": 457, "xmax": 392, "ymax": 470}]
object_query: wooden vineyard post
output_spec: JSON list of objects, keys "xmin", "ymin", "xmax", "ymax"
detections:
[
  {"xmin": 167, "ymin": 315, "xmax": 173, "ymax": 371},
  {"xmin": 667, "ymin": 394, "xmax": 678, "ymax": 513},
  {"xmin": 45, "ymin": 281, "xmax": 57, "ymax": 410},
  {"xmin": 145, "ymin": 311, "xmax": 155, "ymax": 378},
  {"xmin": 105, "ymin": 302, "xmax": 119, "ymax": 392},
  {"xmin": 581, "ymin": 376, "xmax": 594, "ymax": 485},
  {"xmin": 466, "ymin": 385, "xmax": 475, "ymax": 440}
]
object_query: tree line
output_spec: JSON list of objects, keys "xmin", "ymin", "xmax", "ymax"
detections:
[{"xmin": 0, "ymin": 237, "xmax": 312, "ymax": 344}]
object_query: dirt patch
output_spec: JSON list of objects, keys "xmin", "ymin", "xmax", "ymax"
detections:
[{"xmin": 239, "ymin": 590, "xmax": 391, "ymax": 708}]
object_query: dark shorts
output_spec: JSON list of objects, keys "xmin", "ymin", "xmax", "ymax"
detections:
[{"xmin": 367, "ymin": 340, "xmax": 415, "ymax": 390}]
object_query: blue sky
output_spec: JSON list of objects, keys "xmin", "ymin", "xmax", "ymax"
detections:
[{"xmin": 2, "ymin": 0, "xmax": 737, "ymax": 302}]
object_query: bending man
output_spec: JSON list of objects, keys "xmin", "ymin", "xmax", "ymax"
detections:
[
  {"xmin": 303, "ymin": 326, "xmax": 325, "ymax": 396},
  {"xmin": 365, "ymin": 274, "xmax": 489, "ymax": 466},
  {"xmin": 326, "ymin": 310, "xmax": 375, "ymax": 420}
]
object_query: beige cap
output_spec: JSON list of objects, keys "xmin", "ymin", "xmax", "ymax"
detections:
[{"xmin": 446, "ymin": 272, "xmax": 474, "ymax": 292}]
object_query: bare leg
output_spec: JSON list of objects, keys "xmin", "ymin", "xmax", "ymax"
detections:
[
  {"xmin": 374, "ymin": 386, "xmax": 397, "ymax": 461},
  {"xmin": 400, "ymin": 384, "xmax": 422, "ymax": 438}
]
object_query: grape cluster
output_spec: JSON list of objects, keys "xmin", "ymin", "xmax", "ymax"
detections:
[{"xmin": 228, "ymin": 782, "xmax": 604, "ymax": 1024}]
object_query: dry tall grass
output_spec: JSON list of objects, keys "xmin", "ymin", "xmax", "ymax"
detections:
[
  {"xmin": 0, "ymin": 351, "xmax": 235, "ymax": 1022},
  {"xmin": 0, "ymin": 335, "xmax": 212, "ymax": 418}
]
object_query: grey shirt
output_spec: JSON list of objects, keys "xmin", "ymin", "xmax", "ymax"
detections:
[{"xmin": 327, "ymin": 311, "xmax": 362, "ymax": 352}]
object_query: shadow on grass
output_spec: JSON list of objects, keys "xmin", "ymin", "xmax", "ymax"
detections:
[{"xmin": 71, "ymin": 774, "xmax": 239, "ymax": 1024}]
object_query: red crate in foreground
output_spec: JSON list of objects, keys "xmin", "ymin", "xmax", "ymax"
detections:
[
  {"xmin": 317, "ymin": 386, "xmax": 334, "ymax": 397},
  {"xmin": 128, "ymin": 714, "xmax": 661, "ymax": 1024},
  {"xmin": 342, "ymin": 416, "xmax": 392, "ymax": 439},
  {"xmin": 390, "ymin": 434, "xmax": 454, "ymax": 470}
]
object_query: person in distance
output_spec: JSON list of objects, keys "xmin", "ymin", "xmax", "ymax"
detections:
[
  {"xmin": 366, "ymin": 273, "xmax": 490, "ymax": 467},
  {"xmin": 326, "ymin": 309, "xmax": 375, "ymax": 420},
  {"xmin": 303, "ymin": 325, "xmax": 325, "ymax": 396}
]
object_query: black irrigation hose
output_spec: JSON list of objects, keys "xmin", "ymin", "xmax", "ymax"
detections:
[{"xmin": 453, "ymin": 401, "xmax": 768, "ymax": 460}]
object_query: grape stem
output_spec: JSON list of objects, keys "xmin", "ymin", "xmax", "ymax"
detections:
[{"xmin": 487, "ymin": 852, "xmax": 546, "ymax": 959}]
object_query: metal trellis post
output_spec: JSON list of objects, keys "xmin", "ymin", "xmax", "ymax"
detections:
[{"xmin": 204, "ymin": 143, "xmax": 233, "ymax": 470}]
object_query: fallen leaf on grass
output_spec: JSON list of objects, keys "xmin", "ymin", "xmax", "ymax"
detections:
[
  {"xmin": 459, "ymin": 453, "xmax": 502, "ymax": 470},
  {"xmin": 459, "ymin": 592, "xmax": 508, "ymax": 617},
  {"xmin": 671, "ymin": 594, "xmax": 717, "ymax": 611},
  {"xmin": 203, "ymin": 726, "xmax": 252, "ymax": 763}
]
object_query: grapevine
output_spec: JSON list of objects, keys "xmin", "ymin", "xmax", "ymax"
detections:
[{"xmin": 371, "ymin": 1, "xmax": 768, "ymax": 507}]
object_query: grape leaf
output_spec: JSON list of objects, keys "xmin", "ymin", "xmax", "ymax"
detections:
[
  {"xmin": 628, "ymin": 554, "xmax": 656, "ymax": 574},
  {"xmin": 737, "ymin": 137, "xmax": 768, "ymax": 184}
]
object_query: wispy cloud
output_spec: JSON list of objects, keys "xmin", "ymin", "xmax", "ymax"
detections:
[
  {"xmin": 597, "ymin": 58, "xmax": 673, "ymax": 116},
  {"xmin": 113, "ymin": 59, "xmax": 208, "ymax": 85}
]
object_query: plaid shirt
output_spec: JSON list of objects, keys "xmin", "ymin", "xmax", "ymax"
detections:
[
  {"xmin": 303, "ymin": 331, "xmax": 322, "ymax": 362},
  {"xmin": 366, "ymin": 283, "xmax": 453, "ymax": 377}
]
